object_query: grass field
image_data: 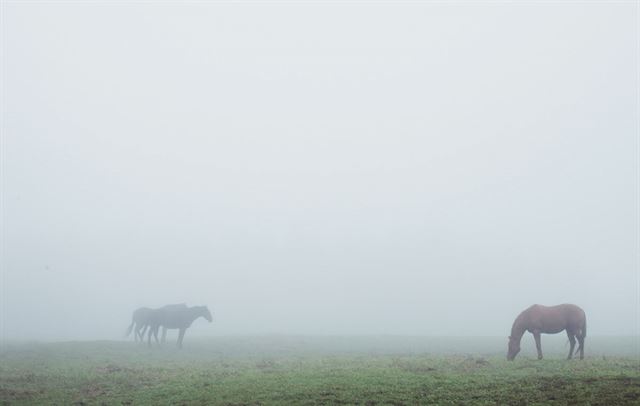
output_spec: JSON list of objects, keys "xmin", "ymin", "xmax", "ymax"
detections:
[{"xmin": 1, "ymin": 336, "xmax": 638, "ymax": 405}]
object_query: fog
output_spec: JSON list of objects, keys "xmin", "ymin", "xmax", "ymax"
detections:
[{"xmin": 1, "ymin": 2, "xmax": 637, "ymax": 342}]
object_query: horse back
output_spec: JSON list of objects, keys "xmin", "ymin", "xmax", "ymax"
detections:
[
  {"xmin": 528, "ymin": 304, "xmax": 585, "ymax": 333},
  {"xmin": 154, "ymin": 305, "xmax": 193, "ymax": 329},
  {"xmin": 132, "ymin": 307, "xmax": 153, "ymax": 323}
]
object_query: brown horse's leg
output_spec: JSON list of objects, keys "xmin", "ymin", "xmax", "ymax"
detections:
[
  {"xmin": 533, "ymin": 332, "xmax": 543, "ymax": 360},
  {"xmin": 567, "ymin": 332, "xmax": 576, "ymax": 360},
  {"xmin": 577, "ymin": 336, "xmax": 585, "ymax": 360}
]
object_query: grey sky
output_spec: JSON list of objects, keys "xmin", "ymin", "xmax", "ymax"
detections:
[{"xmin": 1, "ymin": 2, "xmax": 637, "ymax": 340}]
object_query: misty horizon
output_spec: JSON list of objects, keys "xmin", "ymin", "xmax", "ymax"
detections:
[{"xmin": 1, "ymin": 2, "xmax": 638, "ymax": 342}]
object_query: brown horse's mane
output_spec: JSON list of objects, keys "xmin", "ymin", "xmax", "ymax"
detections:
[{"xmin": 510, "ymin": 307, "xmax": 530, "ymax": 339}]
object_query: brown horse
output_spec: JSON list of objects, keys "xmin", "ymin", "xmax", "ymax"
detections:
[{"xmin": 507, "ymin": 304, "xmax": 586, "ymax": 361}]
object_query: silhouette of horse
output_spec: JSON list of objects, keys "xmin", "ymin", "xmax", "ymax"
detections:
[
  {"xmin": 125, "ymin": 304, "xmax": 186, "ymax": 342},
  {"xmin": 507, "ymin": 304, "xmax": 586, "ymax": 361},
  {"xmin": 147, "ymin": 305, "xmax": 213, "ymax": 348},
  {"xmin": 124, "ymin": 307, "xmax": 153, "ymax": 342}
]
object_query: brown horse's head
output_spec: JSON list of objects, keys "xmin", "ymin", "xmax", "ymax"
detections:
[{"xmin": 507, "ymin": 336, "xmax": 520, "ymax": 361}]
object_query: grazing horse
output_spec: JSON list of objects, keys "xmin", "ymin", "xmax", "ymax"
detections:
[
  {"xmin": 125, "ymin": 304, "xmax": 186, "ymax": 342},
  {"xmin": 147, "ymin": 305, "xmax": 213, "ymax": 348},
  {"xmin": 507, "ymin": 304, "xmax": 586, "ymax": 361}
]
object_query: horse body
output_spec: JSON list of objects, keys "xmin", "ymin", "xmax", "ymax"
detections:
[
  {"xmin": 147, "ymin": 305, "xmax": 213, "ymax": 348},
  {"xmin": 507, "ymin": 303, "xmax": 586, "ymax": 361},
  {"xmin": 125, "ymin": 307, "xmax": 154, "ymax": 342},
  {"xmin": 125, "ymin": 304, "xmax": 187, "ymax": 343}
]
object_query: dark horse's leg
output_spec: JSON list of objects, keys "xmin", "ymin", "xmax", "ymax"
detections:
[
  {"xmin": 132, "ymin": 322, "xmax": 139, "ymax": 342},
  {"xmin": 533, "ymin": 331, "xmax": 543, "ymax": 360},
  {"xmin": 139, "ymin": 325, "xmax": 148, "ymax": 342},
  {"xmin": 147, "ymin": 325, "xmax": 159, "ymax": 347},
  {"xmin": 566, "ymin": 331, "xmax": 576, "ymax": 360},
  {"xmin": 153, "ymin": 326, "xmax": 160, "ymax": 345},
  {"xmin": 135, "ymin": 324, "xmax": 144, "ymax": 342},
  {"xmin": 177, "ymin": 328, "xmax": 186, "ymax": 349},
  {"xmin": 161, "ymin": 327, "xmax": 167, "ymax": 344}
]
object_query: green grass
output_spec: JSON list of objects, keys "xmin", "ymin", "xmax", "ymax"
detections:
[{"xmin": 1, "ymin": 336, "xmax": 638, "ymax": 405}]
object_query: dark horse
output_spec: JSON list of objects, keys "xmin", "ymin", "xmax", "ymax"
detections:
[
  {"xmin": 125, "ymin": 304, "xmax": 187, "ymax": 342},
  {"xmin": 147, "ymin": 305, "xmax": 213, "ymax": 348},
  {"xmin": 125, "ymin": 307, "xmax": 153, "ymax": 342},
  {"xmin": 507, "ymin": 304, "xmax": 586, "ymax": 361}
]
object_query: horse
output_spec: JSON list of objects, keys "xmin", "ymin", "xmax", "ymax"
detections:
[
  {"xmin": 125, "ymin": 304, "xmax": 187, "ymax": 343},
  {"xmin": 124, "ymin": 307, "xmax": 153, "ymax": 342},
  {"xmin": 147, "ymin": 305, "xmax": 213, "ymax": 348},
  {"xmin": 507, "ymin": 304, "xmax": 586, "ymax": 361}
]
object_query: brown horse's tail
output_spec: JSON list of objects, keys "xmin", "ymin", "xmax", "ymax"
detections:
[{"xmin": 574, "ymin": 318, "xmax": 587, "ymax": 356}]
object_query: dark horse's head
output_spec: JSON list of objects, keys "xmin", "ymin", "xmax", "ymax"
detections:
[
  {"xmin": 507, "ymin": 336, "xmax": 521, "ymax": 361},
  {"xmin": 197, "ymin": 306, "xmax": 213, "ymax": 322}
]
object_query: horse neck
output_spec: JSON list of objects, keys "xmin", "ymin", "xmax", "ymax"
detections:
[
  {"xmin": 186, "ymin": 307, "xmax": 203, "ymax": 323},
  {"xmin": 510, "ymin": 313, "xmax": 528, "ymax": 341}
]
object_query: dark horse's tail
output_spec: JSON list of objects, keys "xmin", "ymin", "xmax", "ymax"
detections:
[{"xmin": 574, "ymin": 318, "xmax": 587, "ymax": 356}]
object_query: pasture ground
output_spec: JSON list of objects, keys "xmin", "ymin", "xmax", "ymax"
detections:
[{"xmin": 1, "ymin": 336, "xmax": 639, "ymax": 405}]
